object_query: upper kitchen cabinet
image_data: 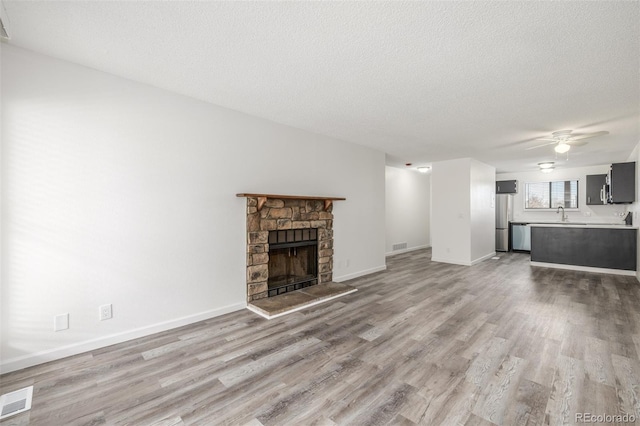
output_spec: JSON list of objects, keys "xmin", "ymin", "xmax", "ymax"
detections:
[
  {"xmin": 609, "ymin": 162, "xmax": 636, "ymax": 204},
  {"xmin": 586, "ymin": 174, "xmax": 607, "ymax": 205},
  {"xmin": 496, "ymin": 180, "xmax": 517, "ymax": 194}
]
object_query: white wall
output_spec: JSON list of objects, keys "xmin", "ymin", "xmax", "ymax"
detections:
[
  {"xmin": 470, "ymin": 159, "xmax": 497, "ymax": 263},
  {"xmin": 431, "ymin": 159, "xmax": 472, "ymax": 265},
  {"xmin": 384, "ymin": 166, "xmax": 430, "ymax": 255},
  {"xmin": 625, "ymin": 144, "xmax": 640, "ymax": 282},
  {"xmin": 497, "ymin": 165, "xmax": 630, "ymax": 224},
  {"xmin": 0, "ymin": 45, "xmax": 386, "ymax": 372},
  {"xmin": 431, "ymin": 158, "xmax": 495, "ymax": 266}
]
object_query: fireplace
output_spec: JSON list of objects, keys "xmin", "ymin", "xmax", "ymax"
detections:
[
  {"xmin": 267, "ymin": 229, "xmax": 318, "ymax": 296},
  {"xmin": 237, "ymin": 193, "xmax": 345, "ymax": 302}
]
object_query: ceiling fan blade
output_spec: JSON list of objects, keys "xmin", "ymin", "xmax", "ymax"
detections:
[
  {"xmin": 570, "ymin": 131, "xmax": 609, "ymax": 141},
  {"xmin": 570, "ymin": 141, "xmax": 589, "ymax": 147},
  {"xmin": 525, "ymin": 142, "xmax": 556, "ymax": 150},
  {"xmin": 534, "ymin": 137, "xmax": 559, "ymax": 142}
]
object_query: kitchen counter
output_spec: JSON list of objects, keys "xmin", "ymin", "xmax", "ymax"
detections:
[
  {"xmin": 530, "ymin": 225, "xmax": 637, "ymax": 273},
  {"xmin": 529, "ymin": 222, "xmax": 637, "ymax": 229}
]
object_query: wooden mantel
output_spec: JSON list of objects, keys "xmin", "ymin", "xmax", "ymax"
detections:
[{"xmin": 236, "ymin": 193, "xmax": 346, "ymax": 211}]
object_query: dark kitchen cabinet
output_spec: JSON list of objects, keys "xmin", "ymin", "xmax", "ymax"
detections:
[
  {"xmin": 609, "ymin": 162, "xmax": 636, "ymax": 204},
  {"xmin": 531, "ymin": 226, "xmax": 637, "ymax": 271},
  {"xmin": 586, "ymin": 174, "xmax": 607, "ymax": 205},
  {"xmin": 496, "ymin": 180, "xmax": 517, "ymax": 194}
]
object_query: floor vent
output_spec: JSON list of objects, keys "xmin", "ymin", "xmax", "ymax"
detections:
[
  {"xmin": 0, "ymin": 386, "xmax": 33, "ymax": 420},
  {"xmin": 392, "ymin": 242, "xmax": 408, "ymax": 251}
]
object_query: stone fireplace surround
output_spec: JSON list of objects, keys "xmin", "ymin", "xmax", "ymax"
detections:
[{"xmin": 237, "ymin": 194, "xmax": 345, "ymax": 302}]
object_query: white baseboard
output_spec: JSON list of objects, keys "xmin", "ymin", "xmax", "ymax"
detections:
[
  {"xmin": 334, "ymin": 265, "xmax": 387, "ymax": 282},
  {"xmin": 431, "ymin": 251, "xmax": 496, "ymax": 267},
  {"xmin": 471, "ymin": 252, "xmax": 497, "ymax": 265},
  {"xmin": 530, "ymin": 261, "xmax": 637, "ymax": 277},
  {"xmin": 430, "ymin": 257, "xmax": 471, "ymax": 266},
  {"xmin": 385, "ymin": 244, "xmax": 430, "ymax": 257},
  {"xmin": 0, "ymin": 302, "xmax": 246, "ymax": 374}
]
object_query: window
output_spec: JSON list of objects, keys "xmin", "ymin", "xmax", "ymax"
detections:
[{"xmin": 525, "ymin": 180, "xmax": 578, "ymax": 209}]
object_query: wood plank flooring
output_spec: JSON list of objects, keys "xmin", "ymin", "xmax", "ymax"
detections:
[{"xmin": 2, "ymin": 249, "xmax": 640, "ymax": 425}]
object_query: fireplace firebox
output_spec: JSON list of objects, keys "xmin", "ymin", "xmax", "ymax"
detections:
[{"xmin": 267, "ymin": 229, "xmax": 318, "ymax": 297}]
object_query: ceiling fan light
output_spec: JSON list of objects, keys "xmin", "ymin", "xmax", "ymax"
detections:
[
  {"xmin": 538, "ymin": 162, "xmax": 554, "ymax": 169},
  {"xmin": 541, "ymin": 167, "xmax": 555, "ymax": 173},
  {"xmin": 555, "ymin": 143, "xmax": 571, "ymax": 154}
]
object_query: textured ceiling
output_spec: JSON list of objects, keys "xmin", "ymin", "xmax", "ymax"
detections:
[{"xmin": 2, "ymin": 1, "xmax": 639, "ymax": 173}]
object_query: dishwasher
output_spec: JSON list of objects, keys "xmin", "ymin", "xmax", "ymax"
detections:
[{"xmin": 511, "ymin": 223, "xmax": 531, "ymax": 252}]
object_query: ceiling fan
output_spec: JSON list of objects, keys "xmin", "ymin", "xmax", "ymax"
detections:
[{"xmin": 525, "ymin": 130, "xmax": 609, "ymax": 153}]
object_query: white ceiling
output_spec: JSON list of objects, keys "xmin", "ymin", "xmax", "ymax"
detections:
[{"xmin": 2, "ymin": 1, "xmax": 639, "ymax": 173}]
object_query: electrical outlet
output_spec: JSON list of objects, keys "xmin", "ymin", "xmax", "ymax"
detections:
[
  {"xmin": 54, "ymin": 313, "xmax": 69, "ymax": 331},
  {"xmin": 99, "ymin": 304, "xmax": 112, "ymax": 321}
]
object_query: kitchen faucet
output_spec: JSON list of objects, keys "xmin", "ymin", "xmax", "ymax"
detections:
[{"xmin": 556, "ymin": 205, "xmax": 568, "ymax": 222}]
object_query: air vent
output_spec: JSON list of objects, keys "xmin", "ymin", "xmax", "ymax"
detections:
[
  {"xmin": 392, "ymin": 242, "xmax": 408, "ymax": 251},
  {"xmin": 0, "ymin": 386, "xmax": 33, "ymax": 420}
]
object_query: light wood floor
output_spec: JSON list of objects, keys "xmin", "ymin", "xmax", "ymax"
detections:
[{"xmin": 2, "ymin": 249, "xmax": 640, "ymax": 425}]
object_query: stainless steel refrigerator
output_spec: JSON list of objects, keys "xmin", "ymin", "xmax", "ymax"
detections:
[{"xmin": 495, "ymin": 194, "xmax": 513, "ymax": 252}]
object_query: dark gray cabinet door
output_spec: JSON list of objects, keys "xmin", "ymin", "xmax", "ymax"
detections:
[
  {"xmin": 586, "ymin": 174, "xmax": 607, "ymax": 205},
  {"xmin": 610, "ymin": 162, "xmax": 636, "ymax": 204},
  {"xmin": 496, "ymin": 180, "xmax": 517, "ymax": 194}
]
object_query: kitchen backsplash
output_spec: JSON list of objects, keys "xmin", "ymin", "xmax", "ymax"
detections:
[{"xmin": 510, "ymin": 206, "xmax": 629, "ymax": 224}]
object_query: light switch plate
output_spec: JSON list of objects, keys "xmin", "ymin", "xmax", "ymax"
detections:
[{"xmin": 54, "ymin": 313, "xmax": 69, "ymax": 331}]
